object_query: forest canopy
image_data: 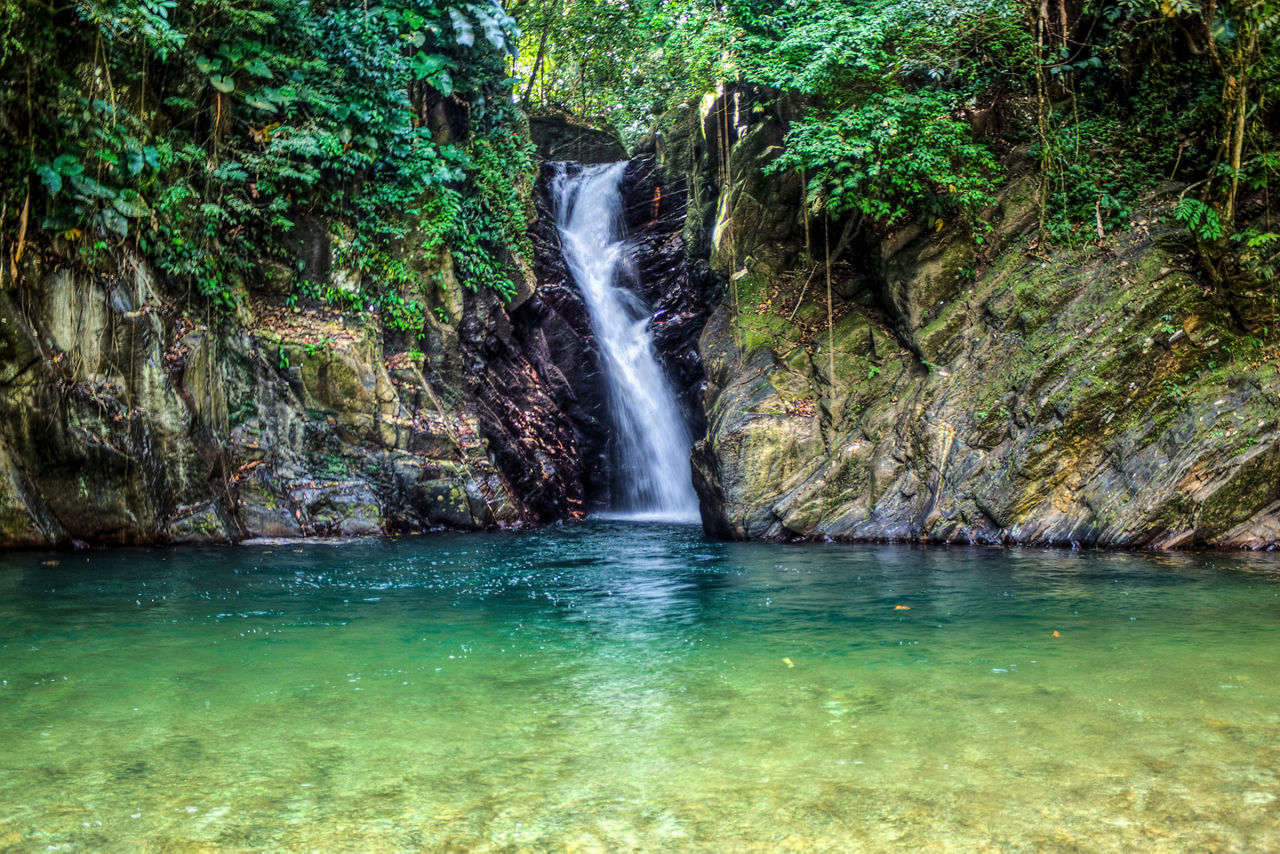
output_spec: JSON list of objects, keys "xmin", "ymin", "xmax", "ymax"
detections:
[
  {"xmin": 0, "ymin": 0, "xmax": 535, "ymax": 316},
  {"xmin": 0, "ymin": 0, "xmax": 1276, "ymax": 307},
  {"xmin": 511, "ymin": 0, "xmax": 1277, "ymax": 274}
]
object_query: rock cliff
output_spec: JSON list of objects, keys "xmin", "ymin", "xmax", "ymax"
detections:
[
  {"xmin": 504, "ymin": 156, "xmax": 707, "ymax": 514},
  {"xmin": 5, "ymin": 100, "xmax": 1275, "ymax": 551},
  {"xmin": 0, "ymin": 128, "xmax": 703, "ymax": 546},
  {"xmin": 0, "ymin": 248, "xmax": 528, "ymax": 546},
  {"xmin": 677, "ymin": 90, "xmax": 1280, "ymax": 549}
]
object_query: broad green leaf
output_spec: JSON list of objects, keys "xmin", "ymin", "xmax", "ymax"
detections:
[
  {"xmin": 70, "ymin": 174, "xmax": 117, "ymax": 200},
  {"xmin": 449, "ymin": 9, "xmax": 475, "ymax": 46},
  {"xmin": 243, "ymin": 58, "xmax": 271, "ymax": 78},
  {"xmin": 112, "ymin": 191, "xmax": 149, "ymax": 218},
  {"xmin": 410, "ymin": 51, "xmax": 449, "ymax": 79},
  {"xmin": 100, "ymin": 207, "xmax": 129, "ymax": 237},
  {"xmin": 53, "ymin": 153, "xmax": 82, "ymax": 174},
  {"xmin": 210, "ymin": 75, "xmax": 236, "ymax": 93},
  {"xmin": 36, "ymin": 164, "xmax": 62, "ymax": 195},
  {"xmin": 244, "ymin": 94, "xmax": 279, "ymax": 112},
  {"xmin": 474, "ymin": 10, "xmax": 507, "ymax": 50}
]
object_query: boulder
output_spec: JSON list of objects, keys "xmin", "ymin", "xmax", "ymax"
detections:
[{"xmin": 529, "ymin": 115, "xmax": 628, "ymax": 163}]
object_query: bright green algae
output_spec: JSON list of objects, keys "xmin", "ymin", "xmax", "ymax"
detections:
[{"xmin": 1, "ymin": 524, "xmax": 1279, "ymax": 851}]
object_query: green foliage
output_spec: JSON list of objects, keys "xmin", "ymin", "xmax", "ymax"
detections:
[
  {"xmin": 750, "ymin": 0, "xmax": 1027, "ymax": 226},
  {"xmin": 736, "ymin": 0, "xmax": 1032, "ymax": 97},
  {"xmin": 8, "ymin": 0, "xmax": 1274, "ymax": 325},
  {"xmin": 510, "ymin": 0, "xmax": 740, "ymax": 141},
  {"xmin": 1034, "ymin": 117, "xmax": 1158, "ymax": 242},
  {"xmin": 1, "ymin": 0, "xmax": 532, "ymax": 325},
  {"xmin": 773, "ymin": 90, "xmax": 999, "ymax": 225},
  {"xmin": 512, "ymin": 0, "xmax": 1275, "ymax": 262},
  {"xmin": 514, "ymin": 0, "xmax": 1026, "ymax": 227},
  {"xmin": 1030, "ymin": 0, "xmax": 1277, "ymax": 247},
  {"xmin": 1174, "ymin": 198, "xmax": 1225, "ymax": 242},
  {"xmin": 1234, "ymin": 227, "xmax": 1279, "ymax": 283},
  {"xmin": 453, "ymin": 126, "xmax": 536, "ymax": 298}
]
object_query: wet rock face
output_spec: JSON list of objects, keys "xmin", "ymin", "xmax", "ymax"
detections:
[
  {"xmin": 0, "ymin": 144, "xmax": 706, "ymax": 546},
  {"xmin": 466, "ymin": 159, "xmax": 708, "ymax": 516},
  {"xmin": 618, "ymin": 158, "xmax": 711, "ymax": 441},
  {"xmin": 459, "ymin": 281, "xmax": 595, "ymax": 524},
  {"xmin": 0, "ymin": 267, "xmax": 201, "ymax": 546},
  {"xmin": 451, "ymin": 160, "xmax": 602, "ymax": 523}
]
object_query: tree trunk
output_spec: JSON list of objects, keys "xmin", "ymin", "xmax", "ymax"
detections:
[
  {"xmin": 1034, "ymin": 0, "xmax": 1052, "ymax": 239},
  {"xmin": 1224, "ymin": 27, "xmax": 1257, "ymax": 227},
  {"xmin": 521, "ymin": 0, "xmax": 562, "ymax": 104},
  {"xmin": 825, "ymin": 218, "xmax": 834, "ymax": 384},
  {"xmin": 522, "ymin": 25, "xmax": 551, "ymax": 102}
]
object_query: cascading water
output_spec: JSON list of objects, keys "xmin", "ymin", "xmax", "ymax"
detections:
[{"xmin": 552, "ymin": 162, "xmax": 700, "ymax": 522}]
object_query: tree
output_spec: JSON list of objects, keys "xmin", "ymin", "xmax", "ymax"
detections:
[{"xmin": 1, "ymin": 0, "xmax": 533, "ymax": 313}]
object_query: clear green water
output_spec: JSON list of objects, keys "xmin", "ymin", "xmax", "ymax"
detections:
[{"xmin": 2, "ymin": 523, "xmax": 1279, "ymax": 851}]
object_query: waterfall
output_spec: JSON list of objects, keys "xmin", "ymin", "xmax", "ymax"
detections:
[{"xmin": 551, "ymin": 162, "xmax": 700, "ymax": 523}]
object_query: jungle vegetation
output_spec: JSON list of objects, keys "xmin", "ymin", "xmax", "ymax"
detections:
[
  {"xmin": 0, "ymin": 0, "xmax": 1276, "ymax": 323},
  {"xmin": 511, "ymin": 0, "xmax": 1278, "ymax": 284},
  {"xmin": 0, "ymin": 0, "xmax": 534, "ymax": 323}
]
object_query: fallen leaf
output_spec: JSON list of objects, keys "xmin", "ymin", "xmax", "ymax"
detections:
[{"xmin": 894, "ymin": 605, "xmax": 911, "ymax": 611}]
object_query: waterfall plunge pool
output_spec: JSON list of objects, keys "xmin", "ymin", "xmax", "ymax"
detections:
[{"xmin": 2, "ymin": 522, "xmax": 1279, "ymax": 850}]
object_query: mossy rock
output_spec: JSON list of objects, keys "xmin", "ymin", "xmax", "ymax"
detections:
[
  {"xmin": 884, "ymin": 222, "xmax": 974, "ymax": 335},
  {"xmin": 695, "ymin": 195, "xmax": 1280, "ymax": 548}
]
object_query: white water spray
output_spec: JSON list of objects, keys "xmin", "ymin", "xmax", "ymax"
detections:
[{"xmin": 552, "ymin": 162, "xmax": 700, "ymax": 522}]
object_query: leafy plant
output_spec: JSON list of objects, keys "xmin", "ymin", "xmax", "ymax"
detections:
[
  {"xmin": 1174, "ymin": 198, "xmax": 1225, "ymax": 242},
  {"xmin": 772, "ymin": 89, "xmax": 1000, "ymax": 225},
  {"xmin": 2, "ymin": 0, "xmax": 533, "ymax": 323}
]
